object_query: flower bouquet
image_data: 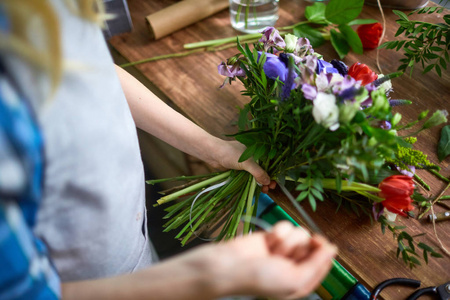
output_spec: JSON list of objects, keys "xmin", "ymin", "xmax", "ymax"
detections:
[{"xmin": 149, "ymin": 27, "xmax": 447, "ymax": 267}]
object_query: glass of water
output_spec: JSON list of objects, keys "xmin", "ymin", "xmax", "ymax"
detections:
[{"xmin": 229, "ymin": 0, "xmax": 279, "ymax": 33}]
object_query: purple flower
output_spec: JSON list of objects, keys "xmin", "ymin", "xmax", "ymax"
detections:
[
  {"xmin": 379, "ymin": 120, "xmax": 392, "ymax": 130},
  {"xmin": 259, "ymin": 27, "xmax": 286, "ymax": 52},
  {"xmin": 330, "ymin": 76, "xmax": 362, "ymax": 101},
  {"xmin": 259, "ymin": 52, "xmax": 298, "ymax": 100},
  {"xmin": 330, "ymin": 59, "xmax": 348, "ymax": 76},
  {"xmin": 281, "ymin": 59, "xmax": 298, "ymax": 99},
  {"xmin": 261, "ymin": 52, "xmax": 288, "ymax": 81},
  {"xmin": 297, "ymin": 55, "xmax": 318, "ymax": 85},
  {"xmin": 302, "ymin": 84, "xmax": 317, "ymax": 100},
  {"xmin": 372, "ymin": 203, "xmax": 384, "ymax": 221},
  {"xmin": 316, "ymin": 59, "xmax": 339, "ymax": 74},
  {"xmin": 218, "ymin": 62, "xmax": 246, "ymax": 78},
  {"xmin": 389, "ymin": 99, "xmax": 412, "ymax": 107},
  {"xmin": 332, "ymin": 76, "xmax": 360, "ymax": 93},
  {"xmin": 217, "ymin": 61, "xmax": 246, "ymax": 88},
  {"xmin": 396, "ymin": 165, "xmax": 415, "ymax": 177},
  {"xmin": 294, "ymin": 37, "xmax": 314, "ymax": 58}
]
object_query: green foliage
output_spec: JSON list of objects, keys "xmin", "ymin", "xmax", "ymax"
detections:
[
  {"xmin": 379, "ymin": 9, "xmax": 450, "ymax": 76},
  {"xmin": 293, "ymin": 24, "xmax": 325, "ymax": 48},
  {"xmin": 379, "ymin": 216, "xmax": 442, "ymax": 268},
  {"xmin": 438, "ymin": 125, "xmax": 450, "ymax": 161},
  {"xmin": 294, "ymin": 0, "xmax": 376, "ymax": 59},
  {"xmin": 325, "ymin": 0, "xmax": 364, "ymax": 25},
  {"xmin": 386, "ymin": 143, "xmax": 438, "ymax": 172}
]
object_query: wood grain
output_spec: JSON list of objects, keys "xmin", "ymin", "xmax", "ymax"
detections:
[{"xmin": 109, "ymin": 1, "xmax": 450, "ymax": 299}]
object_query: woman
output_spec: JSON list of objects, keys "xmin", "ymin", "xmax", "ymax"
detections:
[{"xmin": 0, "ymin": 0, "xmax": 336, "ymax": 299}]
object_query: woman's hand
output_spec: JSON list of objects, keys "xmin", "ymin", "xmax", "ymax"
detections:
[
  {"xmin": 205, "ymin": 221, "xmax": 337, "ymax": 299},
  {"xmin": 206, "ymin": 138, "xmax": 276, "ymax": 193},
  {"xmin": 62, "ymin": 221, "xmax": 335, "ymax": 300}
]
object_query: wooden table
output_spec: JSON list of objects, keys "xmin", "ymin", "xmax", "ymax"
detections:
[{"xmin": 109, "ymin": 1, "xmax": 450, "ymax": 299}]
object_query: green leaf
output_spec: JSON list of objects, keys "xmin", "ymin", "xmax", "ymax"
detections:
[
  {"xmin": 438, "ymin": 125, "xmax": 450, "ymax": 161},
  {"xmin": 268, "ymin": 147, "xmax": 277, "ymax": 159},
  {"xmin": 339, "ymin": 24, "xmax": 363, "ymax": 54},
  {"xmin": 325, "ymin": 0, "xmax": 364, "ymax": 25},
  {"xmin": 347, "ymin": 18, "xmax": 378, "ymax": 26},
  {"xmin": 308, "ymin": 193, "xmax": 317, "ymax": 211},
  {"xmin": 238, "ymin": 144, "xmax": 257, "ymax": 162},
  {"xmin": 311, "ymin": 188, "xmax": 324, "ymax": 201},
  {"xmin": 305, "ymin": 2, "xmax": 327, "ymax": 23},
  {"xmin": 435, "ymin": 64, "xmax": 442, "ymax": 76},
  {"xmin": 330, "ymin": 29, "xmax": 350, "ymax": 59},
  {"xmin": 335, "ymin": 173, "xmax": 342, "ymax": 194},
  {"xmin": 409, "ymin": 256, "xmax": 421, "ymax": 266},
  {"xmin": 293, "ymin": 24, "xmax": 325, "ymax": 48},
  {"xmin": 253, "ymin": 144, "xmax": 266, "ymax": 161},
  {"xmin": 238, "ymin": 105, "xmax": 250, "ymax": 131},
  {"xmin": 394, "ymin": 26, "xmax": 406, "ymax": 37},
  {"xmin": 431, "ymin": 252, "xmax": 443, "ymax": 258},
  {"xmin": 440, "ymin": 57, "xmax": 447, "ymax": 69},
  {"xmin": 234, "ymin": 131, "xmax": 262, "ymax": 146},
  {"xmin": 418, "ymin": 242, "xmax": 434, "ymax": 252},
  {"xmin": 297, "ymin": 190, "xmax": 309, "ymax": 201},
  {"xmin": 396, "ymin": 40, "xmax": 406, "ymax": 51},
  {"xmin": 393, "ymin": 10, "xmax": 410, "ymax": 22},
  {"xmin": 296, "ymin": 183, "xmax": 310, "ymax": 191},
  {"xmin": 423, "ymin": 64, "xmax": 435, "ymax": 74}
]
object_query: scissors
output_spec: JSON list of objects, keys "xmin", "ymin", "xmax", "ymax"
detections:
[{"xmin": 370, "ymin": 278, "xmax": 450, "ymax": 300}]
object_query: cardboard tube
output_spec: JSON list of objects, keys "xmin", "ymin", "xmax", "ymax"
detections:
[{"xmin": 146, "ymin": 0, "xmax": 229, "ymax": 40}]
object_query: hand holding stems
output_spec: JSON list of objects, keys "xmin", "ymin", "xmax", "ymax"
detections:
[
  {"xmin": 209, "ymin": 139, "xmax": 277, "ymax": 193},
  {"xmin": 115, "ymin": 65, "xmax": 275, "ymax": 192},
  {"xmin": 62, "ymin": 222, "xmax": 337, "ymax": 300}
]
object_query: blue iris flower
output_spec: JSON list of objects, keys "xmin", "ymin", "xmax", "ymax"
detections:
[
  {"xmin": 259, "ymin": 52, "xmax": 298, "ymax": 100},
  {"xmin": 316, "ymin": 59, "xmax": 339, "ymax": 74}
]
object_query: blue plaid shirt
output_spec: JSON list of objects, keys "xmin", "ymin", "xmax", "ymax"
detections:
[{"xmin": 0, "ymin": 11, "xmax": 61, "ymax": 299}]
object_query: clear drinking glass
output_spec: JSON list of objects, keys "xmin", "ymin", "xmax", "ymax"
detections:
[{"xmin": 229, "ymin": 0, "xmax": 279, "ymax": 33}]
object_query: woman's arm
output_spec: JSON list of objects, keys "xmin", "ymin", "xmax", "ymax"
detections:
[
  {"xmin": 115, "ymin": 65, "xmax": 275, "ymax": 190},
  {"xmin": 62, "ymin": 222, "xmax": 336, "ymax": 300}
]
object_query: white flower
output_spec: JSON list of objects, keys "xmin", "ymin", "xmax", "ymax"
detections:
[
  {"xmin": 284, "ymin": 34, "xmax": 298, "ymax": 53},
  {"xmin": 312, "ymin": 92, "xmax": 340, "ymax": 131},
  {"xmin": 377, "ymin": 74, "xmax": 392, "ymax": 93}
]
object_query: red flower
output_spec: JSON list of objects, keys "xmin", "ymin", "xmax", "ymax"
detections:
[
  {"xmin": 357, "ymin": 23, "xmax": 383, "ymax": 49},
  {"xmin": 348, "ymin": 62, "xmax": 378, "ymax": 85},
  {"xmin": 378, "ymin": 175, "xmax": 415, "ymax": 217}
]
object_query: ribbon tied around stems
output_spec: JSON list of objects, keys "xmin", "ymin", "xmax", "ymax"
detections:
[
  {"xmin": 189, "ymin": 178, "xmax": 231, "ymax": 241},
  {"xmin": 188, "ymin": 178, "xmax": 276, "ymax": 241}
]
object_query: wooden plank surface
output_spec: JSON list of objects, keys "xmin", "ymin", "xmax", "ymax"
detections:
[{"xmin": 110, "ymin": 1, "xmax": 450, "ymax": 299}]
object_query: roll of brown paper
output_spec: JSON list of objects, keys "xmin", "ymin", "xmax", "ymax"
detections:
[{"xmin": 146, "ymin": 0, "xmax": 229, "ymax": 40}]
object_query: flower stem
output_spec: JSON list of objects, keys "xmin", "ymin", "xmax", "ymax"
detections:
[
  {"xmin": 146, "ymin": 172, "xmax": 222, "ymax": 185},
  {"xmin": 243, "ymin": 177, "xmax": 257, "ymax": 234},
  {"xmin": 278, "ymin": 20, "xmax": 310, "ymax": 31},
  {"xmin": 357, "ymin": 191, "xmax": 385, "ymax": 203},
  {"xmin": 413, "ymin": 173, "xmax": 431, "ymax": 191},
  {"xmin": 184, "ymin": 33, "xmax": 262, "ymax": 50},
  {"xmin": 428, "ymin": 169, "xmax": 450, "ymax": 183},
  {"xmin": 156, "ymin": 171, "xmax": 231, "ymax": 205},
  {"xmin": 120, "ymin": 49, "xmax": 207, "ymax": 68},
  {"xmin": 293, "ymin": 177, "xmax": 381, "ymax": 193}
]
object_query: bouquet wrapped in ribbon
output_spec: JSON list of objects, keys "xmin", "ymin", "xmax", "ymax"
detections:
[{"xmin": 150, "ymin": 27, "xmax": 446, "ymax": 267}]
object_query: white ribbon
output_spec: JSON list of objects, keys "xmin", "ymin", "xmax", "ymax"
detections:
[{"xmin": 189, "ymin": 178, "xmax": 231, "ymax": 241}]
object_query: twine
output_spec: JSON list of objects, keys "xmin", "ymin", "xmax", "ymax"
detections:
[{"xmin": 376, "ymin": 0, "xmax": 387, "ymax": 73}]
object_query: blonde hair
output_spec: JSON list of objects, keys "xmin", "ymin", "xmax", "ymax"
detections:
[{"xmin": 0, "ymin": 0, "xmax": 108, "ymax": 91}]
